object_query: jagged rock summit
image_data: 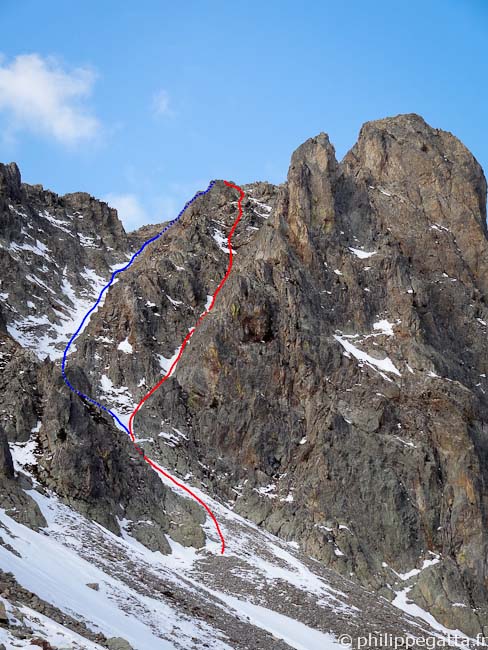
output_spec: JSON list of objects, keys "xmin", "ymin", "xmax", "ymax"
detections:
[{"xmin": 1, "ymin": 114, "xmax": 488, "ymax": 646}]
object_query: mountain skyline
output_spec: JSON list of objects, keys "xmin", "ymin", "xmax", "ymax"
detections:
[{"xmin": 0, "ymin": 1, "xmax": 487, "ymax": 230}]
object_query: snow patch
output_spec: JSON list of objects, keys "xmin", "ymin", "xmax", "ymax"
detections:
[
  {"xmin": 394, "ymin": 555, "xmax": 440, "ymax": 581},
  {"xmin": 9, "ymin": 239, "xmax": 53, "ymax": 261},
  {"xmin": 373, "ymin": 319, "xmax": 395, "ymax": 336},
  {"xmin": 158, "ymin": 344, "xmax": 185, "ymax": 377},
  {"xmin": 213, "ymin": 229, "xmax": 232, "ymax": 254},
  {"xmin": 248, "ymin": 197, "xmax": 272, "ymax": 218},
  {"xmin": 392, "ymin": 587, "xmax": 472, "ymax": 646},
  {"xmin": 117, "ymin": 337, "xmax": 133, "ymax": 354},
  {"xmin": 349, "ymin": 247, "xmax": 376, "ymax": 259},
  {"xmin": 9, "ymin": 438, "xmax": 38, "ymax": 472},
  {"xmin": 430, "ymin": 223, "xmax": 450, "ymax": 233},
  {"xmin": 78, "ymin": 233, "xmax": 98, "ymax": 248},
  {"xmin": 39, "ymin": 210, "xmax": 74, "ymax": 236},
  {"xmin": 99, "ymin": 375, "xmax": 134, "ymax": 424},
  {"xmin": 5, "ymin": 602, "xmax": 105, "ymax": 649},
  {"xmin": 220, "ymin": 593, "xmax": 343, "ymax": 650},
  {"xmin": 204, "ymin": 294, "xmax": 213, "ymax": 312},
  {"xmin": 7, "ymin": 264, "xmax": 125, "ymax": 360},
  {"xmin": 334, "ymin": 334, "xmax": 401, "ymax": 378},
  {"xmin": 166, "ymin": 294, "xmax": 183, "ymax": 307},
  {"xmin": 0, "ymin": 497, "xmax": 231, "ymax": 650}
]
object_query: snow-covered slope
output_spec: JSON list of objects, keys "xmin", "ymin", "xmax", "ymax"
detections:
[
  {"xmin": 0, "ymin": 164, "xmax": 132, "ymax": 360},
  {"xmin": 0, "ymin": 464, "xmax": 477, "ymax": 650}
]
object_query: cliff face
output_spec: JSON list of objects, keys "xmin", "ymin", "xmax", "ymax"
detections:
[
  {"xmin": 0, "ymin": 164, "xmax": 206, "ymax": 554},
  {"xmin": 73, "ymin": 114, "xmax": 488, "ymax": 634},
  {"xmin": 0, "ymin": 162, "xmax": 130, "ymax": 363},
  {"xmin": 1, "ymin": 114, "xmax": 488, "ymax": 640}
]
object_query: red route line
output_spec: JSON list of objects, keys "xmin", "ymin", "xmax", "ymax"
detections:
[{"xmin": 128, "ymin": 180, "xmax": 245, "ymax": 555}]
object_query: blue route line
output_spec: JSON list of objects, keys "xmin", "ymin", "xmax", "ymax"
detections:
[{"xmin": 61, "ymin": 181, "xmax": 216, "ymax": 436}]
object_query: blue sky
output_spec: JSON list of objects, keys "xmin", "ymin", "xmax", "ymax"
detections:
[{"xmin": 0, "ymin": 0, "xmax": 486, "ymax": 230}]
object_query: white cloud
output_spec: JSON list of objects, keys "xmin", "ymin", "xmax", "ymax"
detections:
[
  {"xmin": 0, "ymin": 53, "xmax": 100, "ymax": 145},
  {"xmin": 104, "ymin": 193, "xmax": 149, "ymax": 232},
  {"xmin": 151, "ymin": 89, "xmax": 171, "ymax": 116}
]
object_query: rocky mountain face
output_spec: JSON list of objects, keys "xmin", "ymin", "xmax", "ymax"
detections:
[
  {"xmin": 0, "ymin": 162, "xmax": 131, "ymax": 361},
  {"xmin": 1, "ymin": 114, "xmax": 488, "ymax": 647},
  {"xmin": 0, "ymin": 167, "xmax": 205, "ymax": 553}
]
